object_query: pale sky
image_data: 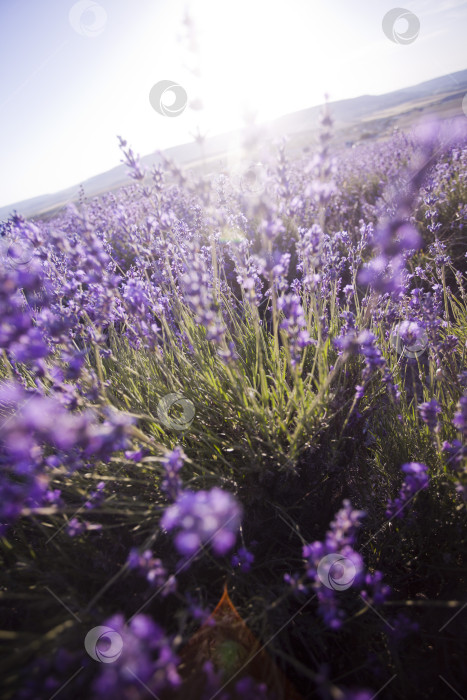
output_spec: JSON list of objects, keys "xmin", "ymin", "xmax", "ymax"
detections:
[{"xmin": 0, "ymin": 0, "xmax": 466, "ymax": 208}]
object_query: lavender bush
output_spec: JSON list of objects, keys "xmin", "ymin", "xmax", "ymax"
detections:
[{"xmin": 1, "ymin": 115, "xmax": 466, "ymax": 700}]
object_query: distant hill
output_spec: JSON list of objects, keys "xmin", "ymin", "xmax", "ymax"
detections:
[{"xmin": 2, "ymin": 69, "xmax": 467, "ymax": 222}]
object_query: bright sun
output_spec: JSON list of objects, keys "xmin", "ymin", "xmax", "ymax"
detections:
[{"xmin": 180, "ymin": 0, "xmax": 337, "ymax": 131}]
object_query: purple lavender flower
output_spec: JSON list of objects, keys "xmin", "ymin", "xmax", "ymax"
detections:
[
  {"xmin": 0, "ymin": 467, "xmax": 49, "ymax": 535},
  {"xmin": 0, "ymin": 381, "xmax": 136, "ymax": 531},
  {"xmin": 9, "ymin": 328, "xmax": 49, "ymax": 363},
  {"xmin": 92, "ymin": 613, "xmax": 181, "ymax": 699},
  {"xmin": 126, "ymin": 548, "xmax": 176, "ymax": 595},
  {"xmin": 234, "ymin": 676, "xmax": 271, "ymax": 699},
  {"xmin": 44, "ymin": 488, "xmax": 62, "ymax": 506},
  {"xmin": 124, "ymin": 449, "xmax": 146, "ymax": 462},
  {"xmin": 386, "ymin": 463, "xmax": 429, "ymax": 519},
  {"xmin": 358, "ymin": 254, "xmax": 405, "ymax": 295},
  {"xmin": 161, "ymin": 446, "xmax": 186, "ymax": 500},
  {"xmin": 301, "ymin": 500, "xmax": 366, "ymax": 628},
  {"xmin": 359, "ymin": 331, "xmax": 386, "ymax": 380},
  {"xmin": 259, "ymin": 216, "xmax": 286, "ymax": 242},
  {"xmin": 231, "ymin": 546, "xmax": 255, "ymax": 572},
  {"xmin": 180, "ymin": 243, "xmax": 226, "ymax": 344},
  {"xmin": 453, "ymin": 395, "xmax": 467, "ymax": 436},
  {"xmin": 387, "ymin": 612, "xmax": 419, "ymax": 642},
  {"xmin": 334, "ymin": 329, "xmax": 360, "ymax": 356},
  {"xmin": 67, "ymin": 517, "xmax": 86, "ymax": 537},
  {"xmin": 442, "ymin": 440, "xmax": 467, "ymax": 470},
  {"xmin": 358, "ymin": 221, "xmax": 422, "ymax": 295},
  {"xmin": 84, "ymin": 481, "xmax": 106, "ymax": 509},
  {"xmin": 339, "ymin": 691, "xmax": 374, "ymax": 700},
  {"xmin": 343, "ymin": 284, "xmax": 354, "ymax": 302},
  {"xmin": 118, "ymin": 135, "xmax": 146, "ymax": 181},
  {"xmin": 217, "ymin": 341, "xmax": 239, "ymax": 364},
  {"xmin": 84, "ymin": 409, "xmax": 135, "ymax": 462},
  {"xmin": 161, "ymin": 487, "xmax": 242, "ymax": 556},
  {"xmin": 0, "ymin": 265, "xmax": 50, "ymax": 367},
  {"xmin": 360, "ymin": 570, "xmax": 391, "ymax": 606},
  {"xmin": 283, "ymin": 572, "xmax": 309, "ymax": 595},
  {"xmin": 184, "ymin": 593, "xmax": 212, "ymax": 624},
  {"xmin": 418, "ymin": 399, "xmax": 441, "ymax": 433},
  {"xmin": 278, "ymin": 293, "xmax": 313, "ymax": 366},
  {"xmin": 66, "ymin": 517, "xmax": 101, "ymax": 537}
]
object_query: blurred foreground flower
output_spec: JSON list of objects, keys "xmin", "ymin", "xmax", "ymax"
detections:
[
  {"xmin": 161, "ymin": 487, "xmax": 242, "ymax": 556},
  {"xmin": 92, "ymin": 614, "xmax": 180, "ymax": 699}
]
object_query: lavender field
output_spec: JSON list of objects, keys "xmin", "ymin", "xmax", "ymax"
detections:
[{"xmin": 0, "ymin": 109, "xmax": 466, "ymax": 700}]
